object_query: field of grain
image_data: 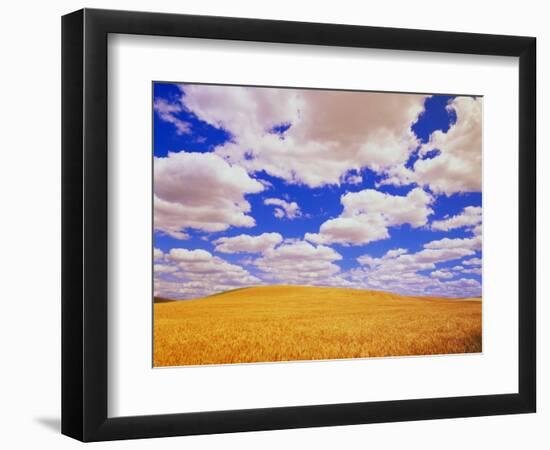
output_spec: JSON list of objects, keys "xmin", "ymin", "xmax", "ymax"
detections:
[{"xmin": 153, "ymin": 285, "xmax": 482, "ymax": 367}]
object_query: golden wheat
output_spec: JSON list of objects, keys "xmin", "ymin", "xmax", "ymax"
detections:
[{"xmin": 153, "ymin": 285, "xmax": 481, "ymax": 367}]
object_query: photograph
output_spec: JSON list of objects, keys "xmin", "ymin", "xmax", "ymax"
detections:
[
  {"xmin": 0, "ymin": 0, "xmax": 542, "ymax": 446},
  {"xmin": 152, "ymin": 82, "xmax": 483, "ymax": 367}
]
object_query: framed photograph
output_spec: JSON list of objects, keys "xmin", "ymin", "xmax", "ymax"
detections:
[{"xmin": 62, "ymin": 8, "xmax": 536, "ymax": 441}]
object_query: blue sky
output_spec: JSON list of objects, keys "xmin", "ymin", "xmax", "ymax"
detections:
[{"xmin": 153, "ymin": 82, "xmax": 482, "ymax": 299}]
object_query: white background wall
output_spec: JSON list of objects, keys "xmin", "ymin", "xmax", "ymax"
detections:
[{"xmin": 0, "ymin": 1, "xmax": 546, "ymax": 448}]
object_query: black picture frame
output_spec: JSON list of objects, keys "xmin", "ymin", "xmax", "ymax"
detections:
[{"xmin": 61, "ymin": 8, "xmax": 536, "ymax": 442}]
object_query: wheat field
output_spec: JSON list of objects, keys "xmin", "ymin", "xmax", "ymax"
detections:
[{"xmin": 153, "ymin": 285, "xmax": 482, "ymax": 367}]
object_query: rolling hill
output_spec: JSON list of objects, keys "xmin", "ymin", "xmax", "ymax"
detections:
[{"xmin": 153, "ymin": 285, "xmax": 482, "ymax": 367}]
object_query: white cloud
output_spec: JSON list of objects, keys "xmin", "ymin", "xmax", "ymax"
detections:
[
  {"xmin": 154, "ymin": 264, "xmax": 178, "ymax": 274},
  {"xmin": 254, "ymin": 240, "xmax": 347, "ymax": 286},
  {"xmin": 355, "ymin": 247, "xmax": 474, "ymax": 279},
  {"xmin": 168, "ymin": 248, "xmax": 213, "ymax": 262},
  {"xmin": 264, "ymin": 198, "xmax": 301, "ymax": 219},
  {"xmin": 178, "ymin": 84, "xmax": 426, "ymax": 187},
  {"xmin": 423, "ymin": 235, "xmax": 481, "ymax": 252},
  {"xmin": 306, "ymin": 187, "xmax": 433, "ymax": 245},
  {"xmin": 357, "ymin": 247, "xmax": 408, "ymax": 267},
  {"xmin": 213, "ymin": 232, "xmax": 283, "ymax": 254},
  {"xmin": 384, "ymin": 248, "xmax": 409, "ymax": 259},
  {"xmin": 306, "ymin": 214, "xmax": 389, "ymax": 246},
  {"xmin": 414, "ymin": 97, "xmax": 482, "ymax": 194},
  {"xmin": 431, "ymin": 206, "xmax": 482, "ymax": 231},
  {"xmin": 349, "ymin": 261, "xmax": 481, "ymax": 297},
  {"xmin": 430, "ymin": 278, "xmax": 481, "ymax": 298},
  {"xmin": 447, "ymin": 264, "xmax": 481, "ymax": 275},
  {"xmin": 167, "ymin": 249, "xmax": 259, "ymax": 286},
  {"xmin": 154, "ymin": 98, "xmax": 191, "ymax": 134},
  {"xmin": 352, "ymin": 233, "xmax": 481, "ymax": 297},
  {"xmin": 463, "ymin": 257, "xmax": 482, "ymax": 266},
  {"xmin": 342, "ymin": 187, "xmax": 433, "ymax": 227},
  {"xmin": 153, "ymin": 248, "xmax": 164, "ymax": 261},
  {"xmin": 154, "ymin": 151, "xmax": 264, "ymax": 239},
  {"xmin": 154, "ymin": 248, "xmax": 261, "ymax": 299},
  {"xmin": 412, "ymin": 247, "xmax": 476, "ymax": 264},
  {"xmin": 430, "ymin": 270, "xmax": 454, "ymax": 279},
  {"xmin": 158, "ymin": 242, "xmax": 351, "ymax": 298},
  {"xmin": 379, "ymin": 97, "xmax": 482, "ymax": 195}
]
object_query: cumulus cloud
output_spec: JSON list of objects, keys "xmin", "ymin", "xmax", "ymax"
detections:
[
  {"xmin": 379, "ymin": 97, "xmax": 482, "ymax": 195},
  {"xmin": 177, "ymin": 84, "xmax": 426, "ymax": 187},
  {"xmin": 431, "ymin": 206, "xmax": 482, "ymax": 231},
  {"xmin": 430, "ymin": 270, "xmax": 454, "ymax": 279},
  {"xmin": 264, "ymin": 198, "xmax": 301, "ymax": 219},
  {"xmin": 306, "ymin": 187, "xmax": 433, "ymax": 245},
  {"xmin": 154, "ymin": 98, "xmax": 191, "ymax": 134},
  {"xmin": 413, "ymin": 247, "xmax": 476, "ymax": 264},
  {"xmin": 352, "ymin": 233, "xmax": 481, "ymax": 297},
  {"xmin": 423, "ymin": 235, "xmax": 481, "ymax": 252},
  {"xmin": 154, "ymin": 151, "xmax": 264, "ymax": 239},
  {"xmin": 306, "ymin": 214, "xmax": 389, "ymax": 246},
  {"xmin": 154, "ymin": 247, "xmax": 164, "ymax": 261},
  {"xmin": 446, "ymin": 264, "xmax": 481, "ymax": 276},
  {"xmin": 154, "ymin": 248, "xmax": 261, "ymax": 299},
  {"xmin": 357, "ymin": 248, "xmax": 408, "ymax": 267},
  {"xmin": 213, "ymin": 232, "xmax": 283, "ymax": 254},
  {"xmin": 385, "ymin": 248, "xmax": 409, "ymax": 259},
  {"xmin": 463, "ymin": 257, "xmax": 482, "ymax": 266},
  {"xmin": 254, "ymin": 240, "xmax": 348, "ymax": 286},
  {"xmin": 154, "ymin": 264, "xmax": 178, "ymax": 274},
  {"xmin": 430, "ymin": 278, "xmax": 481, "ymax": 298},
  {"xmin": 413, "ymin": 97, "xmax": 482, "ymax": 194},
  {"xmin": 168, "ymin": 248, "xmax": 213, "ymax": 263},
  {"xmin": 156, "ymin": 241, "xmax": 352, "ymax": 298},
  {"xmin": 473, "ymin": 224, "xmax": 482, "ymax": 237}
]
